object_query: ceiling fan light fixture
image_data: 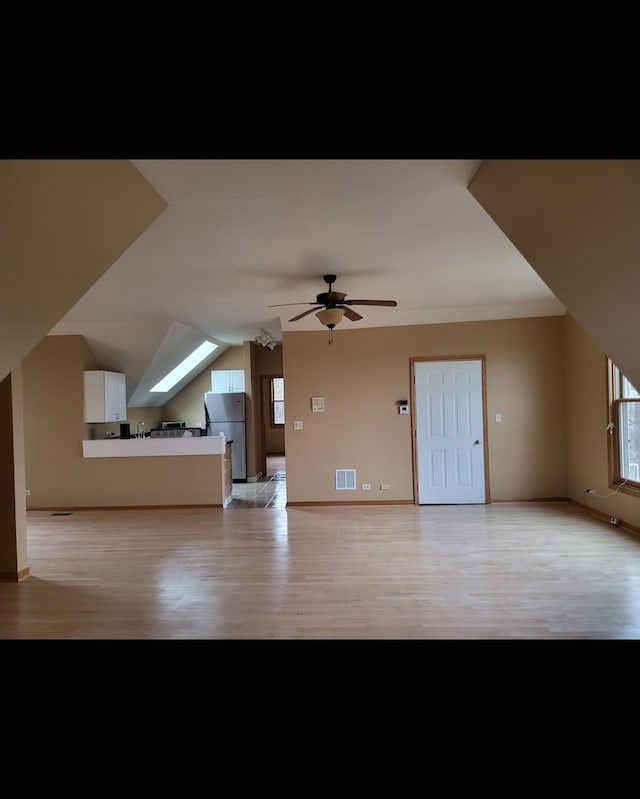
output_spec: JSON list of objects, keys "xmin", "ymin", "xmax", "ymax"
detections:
[{"xmin": 316, "ymin": 308, "xmax": 345, "ymax": 329}]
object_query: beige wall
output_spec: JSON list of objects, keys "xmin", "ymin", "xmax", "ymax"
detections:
[
  {"xmin": 163, "ymin": 368, "xmax": 211, "ymax": 429},
  {"xmin": 23, "ymin": 336, "xmax": 97, "ymax": 507},
  {"xmin": 564, "ymin": 314, "xmax": 640, "ymax": 528},
  {"xmin": 212, "ymin": 348, "xmax": 244, "ymax": 370},
  {"xmin": 93, "ymin": 407, "xmax": 163, "ymax": 440},
  {"xmin": 22, "ymin": 336, "xmax": 223, "ymax": 508},
  {"xmin": 244, "ymin": 342, "xmax": 260, "ymax": 478},
  {"xmin": 0, "ymin": 370, "xmax": 28, "ymax": 578},
  {"xmin": 469, "ymin": 159, "xmax": 640, "ymax": 392},
  {"xmin": 283, "ymin": 317, "xmax": 568, "ymax": 503},
  {"xmin": 254, "ymin": 346, "xmax": 285, "ymax": 457},
  {"xmin": 23, "ymin": 318, "xmax": 640, "ymax": 526},
  {"xmin": 260, "ymin": 352, "xmax": 286, "ymax": 455},
  {"xmin": 0, "ymin": 160, "xmax": 167, "ymax": 383},
  {"xmin": 264, "ymin": 421, "xmax": 285, "ymax": 455},
  {"xmin": 243, "ymin": 342, "xmax": 285, "ymax": 472},
  {"xmin": 254, "ymin": 344, "xmax": 283, "ymax": 376}
]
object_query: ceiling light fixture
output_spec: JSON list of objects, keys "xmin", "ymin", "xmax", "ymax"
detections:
[
  {"xmin": 316, "ymin": 307, "xmax": 345, "ymax": 345},
  {"xmin": 255, "ymin": 329, "xmax": 277, "ymax": 350}
]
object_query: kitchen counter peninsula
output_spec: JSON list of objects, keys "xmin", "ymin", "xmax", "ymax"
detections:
[{"xmin": 77, "ymin": 434, "xmax": 233, "ymax": 508}]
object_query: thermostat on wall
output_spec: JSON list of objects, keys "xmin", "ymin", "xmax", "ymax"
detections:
[{"xmin": 311, "ymin": 396, "xmax": 325, "ymax": 412}]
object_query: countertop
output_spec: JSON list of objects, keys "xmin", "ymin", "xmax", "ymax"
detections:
[{"xmin": 82, "ymin": 434, "xmax": 227, "ymax": 458}]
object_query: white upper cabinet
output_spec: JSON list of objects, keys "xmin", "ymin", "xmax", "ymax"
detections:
[
  {"xmin": 84, "ymin": 370, "xmax": 127, "ymax": 422},
  {"xmin": 211, "ymin": 370, "xmax": 245, "ymax": 393}
]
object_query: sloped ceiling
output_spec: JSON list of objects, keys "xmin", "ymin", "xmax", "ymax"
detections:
[
  {"xmin": 0, "ymin": 160, "xmax": 166, "ymax": 384},
  {"xmin": 49, "ymin": 159, "xmax": 565, "ymax": 405},
  {"xmin": 469, "ymin": 159, "xmax": 640, "ymax": 390}
]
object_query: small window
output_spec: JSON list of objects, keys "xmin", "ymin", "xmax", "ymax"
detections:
[
  {"xmin": 607, "ymin": 360, "xmax": 640, "ymax": 493},
  {"xmin": 271, "ymin": 377, "xmax": 284, "ymax": 426}
]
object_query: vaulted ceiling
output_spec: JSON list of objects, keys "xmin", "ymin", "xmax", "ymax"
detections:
[{"xmin": 50, "ymin": 159, "xmax": 565, "ymax": 405}]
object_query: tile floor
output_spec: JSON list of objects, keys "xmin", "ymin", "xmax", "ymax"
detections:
[{"xmin": 226, "ymin": 455, "xmax": 286, "ymax": 508}]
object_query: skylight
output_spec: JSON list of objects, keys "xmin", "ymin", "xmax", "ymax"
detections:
[{"xmin": 150, "ymin": 341, "xmax": 218, "ymax": 392}]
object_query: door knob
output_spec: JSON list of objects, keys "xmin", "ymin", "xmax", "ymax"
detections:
[{"xmin": 474, "ymin": 440, "xmax": 481, "ymax": 445}]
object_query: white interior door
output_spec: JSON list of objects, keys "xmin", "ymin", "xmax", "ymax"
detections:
[{"xmin": 414, "ymin": 359, "xmax": 486, "ymax": 504}]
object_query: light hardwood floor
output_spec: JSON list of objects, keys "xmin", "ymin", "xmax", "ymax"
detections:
[{"xmin": 3, "ymin": 500, "xmax": 640, "ymax": 639}]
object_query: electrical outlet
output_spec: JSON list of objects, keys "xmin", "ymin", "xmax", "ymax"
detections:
[
  {"xmin": 293, "ymin": 421, "xmax": 303, "ymax": 430},
  {"xmin": 25, "ymin": 489, "xmax": 31, "ymax": 496},
  {"xmin": 362, "ymin": 484, "xmax": 372, "ymax": 491},
  {"xmin": 380, "ymin": 484, "xmax": 390, "ymax": 490}
]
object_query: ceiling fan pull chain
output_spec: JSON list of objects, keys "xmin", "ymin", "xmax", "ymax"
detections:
[{"xmin": 329, "ymin": 328, "xmax": 334, "ymax": 345}]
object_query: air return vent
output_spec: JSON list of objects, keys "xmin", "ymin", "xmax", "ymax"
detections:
[{"xmin": 335, "ymin": 469, "xmax": 356, "ymax": 490}]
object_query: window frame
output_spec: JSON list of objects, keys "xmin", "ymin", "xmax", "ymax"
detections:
[
  {"xmin": 607, "ymin": 359, "xmax": 640, "ymax": 496},
  {"xmin": 270, "ymin": 376, "xmax": 285, "ymax": 428}
]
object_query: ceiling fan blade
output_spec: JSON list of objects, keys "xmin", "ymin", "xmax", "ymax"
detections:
[
  {"xmin": 268, "ymin": 302, "xmax": 316, "ymax": 308},
  {"xmin": 288, "ymin": 306, "xmax": 322, "ymax": 322},
  {"xmin": 342, "ymin": 306, "xmax": 363, "ymax": 321},
  {"xmin": 344, "ymin": 299, "xmax": 398, "ymax": 307},
  {"xmin": 271, "ymin": 276, "xmax": 398, "ymax": 327}
]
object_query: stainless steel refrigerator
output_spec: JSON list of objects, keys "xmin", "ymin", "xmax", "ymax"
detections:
[{"xmin": 204, "ymin": 392, "xmax": 247, "ymax": 481}]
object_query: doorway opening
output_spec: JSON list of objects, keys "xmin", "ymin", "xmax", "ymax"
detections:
[
  {"xmin": 226, "ymin": 455, "xmax": 286, "ymax": 508},
  {"xmin": 225, "ymin": 374, "xmax": 286, "ymax": 508}
]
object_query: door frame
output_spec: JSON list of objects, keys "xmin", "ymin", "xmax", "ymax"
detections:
[
  {"xmin": 259, "ymin": 373, "xmax": 285, "ymax": 479},
  {"xmin": 410, "ymin": 355, "xmax": 491, "ymax": 505}
]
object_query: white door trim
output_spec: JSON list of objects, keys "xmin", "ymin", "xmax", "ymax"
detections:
[{"xmin": 410, "ymin": 355, "xmax": 490, "ymax": 505}]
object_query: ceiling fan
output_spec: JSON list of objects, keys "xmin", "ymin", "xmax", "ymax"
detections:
[{"xmin": 269, "ymin": 274, "xmax": 397, "ymax": 342}]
